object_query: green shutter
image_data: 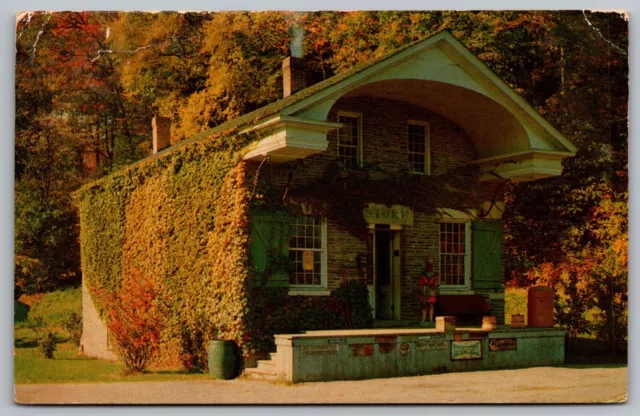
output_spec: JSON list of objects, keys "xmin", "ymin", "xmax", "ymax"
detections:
[
  {"xmin": 249, "ymin": 210, "xmax": 291, "ymax": 287},
  {"xmin": 472, "ymin": 221, "xmax": 503, "ymax": 290}
]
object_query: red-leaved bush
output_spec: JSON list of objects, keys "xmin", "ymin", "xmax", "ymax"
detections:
[{"xmin": 103, "ymin": 269, "xmax": 163, "ymax": 373}]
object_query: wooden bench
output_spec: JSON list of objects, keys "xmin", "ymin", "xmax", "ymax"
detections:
[{"xmin": 436, "ymin": 294, "xmax": 488, "ymax": 325}]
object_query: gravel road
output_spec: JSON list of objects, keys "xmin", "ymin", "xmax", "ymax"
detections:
[{"xmin": 14, "ymin": 366, "xmax": 627, "ymax": 404}]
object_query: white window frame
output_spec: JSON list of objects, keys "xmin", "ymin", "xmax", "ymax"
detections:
[
  {"xmin": 288, "ymin": 216, "xmax": 328, "ymax": 293},
  {"xmin": 407, "ymin": 120, "xmax": 431, "ymax": 175},
  {"xmin": 438, "ymin": 219, "xmax": 471, "ymax": 291},
  {"xmin": 337, "ymin": 111, "xmax": 363, "ymax": 168}
]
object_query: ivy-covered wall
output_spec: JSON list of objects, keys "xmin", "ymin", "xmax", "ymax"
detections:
[
  {"xmin": 76, "ymin": 129, "xmax": 373, "ymax": 367},
  {"xmin": 76, "ymin": 131, "xmax": 258, "ymax": 366}
]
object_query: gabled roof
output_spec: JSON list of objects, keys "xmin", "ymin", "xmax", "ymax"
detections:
[
  {"xmin": 102, "ymin": 29, "xmax": 575, "ymax": 184},
  {"xmin": 180, "ymin": 29, "xmax": 576, "ymax": 156},
  {"xmin": 167, "ymin": 33, "xmax": 428, "ymax": 151}
]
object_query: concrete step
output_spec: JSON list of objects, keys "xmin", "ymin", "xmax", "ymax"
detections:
[
  {"xmin": 257, "ymin": 359, "xmax": 276, "ymax": 371},
  {"xmin": 269, "ymin": 352, "xmax": 278, "ymax": 361},
  {"xmin": 243, "ymin": 366, "xmax": 279, "ymax": 381}
]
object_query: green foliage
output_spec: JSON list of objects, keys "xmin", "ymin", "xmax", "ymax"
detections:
[
  {"xmin": 504, "ymin": 288, "xmax": 527, "ymax": 325},
  {"xmin": 61, "ymin": 312, "xmax": 83, "ymax": 347},
  {"xmin": 37, "ymin": 331, "xmax": 57, "ymax": 359},
  {"xmin": 76, "ymin": 129, "xmax": 253, "ymax": 365},
  {"xmin": 332, "ymin": 280, "xmax": 373, "ymax": 328},
  {"xmin": 28, "ymin": 287, "xmax": 82, "ymax": 330}
]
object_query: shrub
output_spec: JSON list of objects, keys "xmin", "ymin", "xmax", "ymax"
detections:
[
  {"xmin": 332, "ymin": 279, "xmax": 373, "ymax": 328},
  {"xmin": 37, "ymin": 331, "xmax": 57, "ymax": 359},
  {"xmin": 103, "ymin": 269, "xmax": 163, "ymax": 373},
  {"xmin": 62, "ymin": 312, "xmax": 83, "ymax": 346}
]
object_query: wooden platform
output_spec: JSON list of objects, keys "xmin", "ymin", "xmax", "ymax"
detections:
[{"xmin": 257, "ymin": 326, "xmax": 565, "ymax": 383}]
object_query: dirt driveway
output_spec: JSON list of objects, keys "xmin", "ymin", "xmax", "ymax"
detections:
[{"xmin": 15, "ymin": 366, "xmax": 627, "ymax": 404}]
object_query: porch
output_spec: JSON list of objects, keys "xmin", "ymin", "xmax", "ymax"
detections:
[{"xmin": 244, "ymin": 326, "xmax": 565, "ymax": 383}]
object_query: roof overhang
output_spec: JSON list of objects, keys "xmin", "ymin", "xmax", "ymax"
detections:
[
  {"xmin": 242, "ymin": 115, "xmax": 341, "ymax": 163},
  {"xmin": 473, "ymin": 150, "xmax": 574, "ymax": 182},
  {"xmin": 243, "ymin": 31, "xmax": 577, "ymax": 182}
]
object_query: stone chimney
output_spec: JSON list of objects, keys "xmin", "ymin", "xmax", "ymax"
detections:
[
  {"xmin": 283, "ymin": 13, "xmax": 307, "ymax": 98},
  {"xmin": 283, "ymin": 57, "xmax": 308, "ymax": 98},
  {"xmin": 152, "ymin": 116, "xmax": 171, "ymax": 154}
]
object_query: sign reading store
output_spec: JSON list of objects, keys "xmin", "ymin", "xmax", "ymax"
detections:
[{"xmin": 363, "ymin": 204, "xmax": 414, "ymax": 226}]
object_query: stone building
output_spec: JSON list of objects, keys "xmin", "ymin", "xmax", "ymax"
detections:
[{"xmin": 80, "ymin": 30, "xmax": 576, "ymax": 361}]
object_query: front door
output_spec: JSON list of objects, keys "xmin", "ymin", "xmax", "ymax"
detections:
[{"xmin": 368, "ymin": 227, "xmax": 401, "ymax": 320}]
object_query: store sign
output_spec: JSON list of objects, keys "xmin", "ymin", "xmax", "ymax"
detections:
[
  {"xmin": 301, "ymin": 345, "xmax": 338, "ymax": 356},
  {"xmin": 363, "ymin": 204, "xmax": 414, "ymax": 226},
  {"xmin": 417, "ymin": 334, "xmax": 445, "ymax": 341},
  {"xmin": 451, "ymin": 340, "xmax": 483, "ymax": 360},
  {"xmin": 351, "ymin": 343, "xmax": 374, "ymax": 357},
  {"xmin": 488, "ymin": 338, "xmax": 517, "ymax": 352},
  {"xmin": 416, "ymin": 341, "xmax": 448, "ymax": 352},
  {"xmin": 399, "ymin": 343, "xmax": 411, "ymax": 356},
  {"xmin": 374, "ymin": 335, "xmax": 397, "ymax": 343}
]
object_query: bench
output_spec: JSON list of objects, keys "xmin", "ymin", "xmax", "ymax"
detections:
[{"xmin": 436, "ymin": 294, "xmax": 489, "ymax": 325}]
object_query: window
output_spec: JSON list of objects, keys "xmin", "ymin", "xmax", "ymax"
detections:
[
  {"xmin": 439, "ymin": 221, "xmax": 470, "ymax": 287},
  {"xmin": 407, "ymin": 121, "xmax": 430, "ymax": 174},
  {"xmin": 289, "ymin": 215, "xmax": 326, "ymax": 287},
  {"xmin": 337, "ymin": 112, "xmax": 362, "ymax": 168}
]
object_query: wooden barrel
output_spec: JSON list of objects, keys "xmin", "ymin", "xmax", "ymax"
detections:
[
  {"xmin": 482, "ymin": 315, "xmax": 497, "ymax": 330},
  {"xmin": 527, "ymin": 286, "xmax": 555, "ymax": 328},
  {"xmin": 208, "ymin": 340, "xmax": 237, "ymax": 380},
  {"xmin": 510, "ymin": 314, "xmax": 526, "ymax": 329}
]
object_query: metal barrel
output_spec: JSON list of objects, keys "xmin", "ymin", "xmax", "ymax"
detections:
[
  {"xmin": 527, "ymin": 286, "xmax": 555, "ymax": 328},
  {"xmin": 207, "ymin": 340, "xmax": 237, "ymax": 380}
]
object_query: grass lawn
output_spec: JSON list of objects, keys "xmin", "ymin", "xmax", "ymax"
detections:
[
  {"xmin": 15, "ymin": 286, "xmax": 208, "ymax": 384},
  {"xmin": 14, "ymin": 342, "xmax": 208, "ymax": 384},
  {"xmin": 27, "ymin": 286, "xmax": 82, "ymax": 328}
]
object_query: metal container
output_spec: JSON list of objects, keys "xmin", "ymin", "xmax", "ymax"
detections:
[
  {"xmin": 527, "ymin": 286, "xmax": 555, "ymax": 328},
  {"xmin": 208, "ymin": 340, "xmax": 237, "ymax": 380}
]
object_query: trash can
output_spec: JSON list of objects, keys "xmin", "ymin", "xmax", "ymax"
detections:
[
  {"xmin": 207, "ymin": 340, "xmax": 237, "ymax": 380},
  {"xmin": 527, "ymin": 286, "xmax": 555, "ymax": 328}
]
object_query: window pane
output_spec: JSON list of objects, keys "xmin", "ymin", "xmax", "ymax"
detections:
[
  {"xmin": 439, "ymin": 222, "xmax": 467, "ymax": 286},
  {"xmin": 289, "ymin": 215, "xmax": 324, "ymax": 286},
  {"xmin": 338, "ymin": 115, "xmax": 360, "ymax": 168},
  {"xmin": 408, "ymin": 123, "xmax": 427, "ymax": 173}
]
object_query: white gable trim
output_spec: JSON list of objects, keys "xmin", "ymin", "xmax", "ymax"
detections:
[{"xmin": 279, "ymin": 31, "xmax": 576, "ymax": 155}]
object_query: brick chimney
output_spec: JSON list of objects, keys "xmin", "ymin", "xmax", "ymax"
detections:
[
  {"xmin": 152, "ymin": 116, "xmax": 171, "ymax": 154},
  {"xmin": 283, "ymin": 57, "xmax": 308, "ymax": 98}
]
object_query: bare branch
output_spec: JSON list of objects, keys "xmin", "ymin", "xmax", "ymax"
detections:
[
  {"xmin": 90, "ymin": 43, "xmax": 157, "ymax": 63},
  {"xmin": 31, "ymin": 13, "xmax": 52, "ymax": 57},
  {"xmin": 582, "ymin": 10, "xmax": 627, "ymax": 56},
  {"xmin": 16, "ymin": 12, "xmax": 34, "ymax": 40}
]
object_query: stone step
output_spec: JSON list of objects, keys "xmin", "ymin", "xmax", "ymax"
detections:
[
  {"xmin": 243, "ymin": 366, "xmax": 279, "ymax": 381},
  {"xmin": 257, "ymin": 359, "xmax": 276, "ymax": 371},
  {"xmin": 269, "ymin": 352, "xmax": 278, "ymax": 361}
]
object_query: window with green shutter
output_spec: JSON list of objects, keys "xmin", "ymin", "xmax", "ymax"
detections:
[
  {"xmin": 471, "ymin": 221, "xmax": 503, "ymax": 290},
  {"xmin": 249, "ymin": 211, "xmax": 327, "ymax": 290},
  {"xmin": 249, "ymin": 210, "xmax": 291, "ymax": 287}
]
